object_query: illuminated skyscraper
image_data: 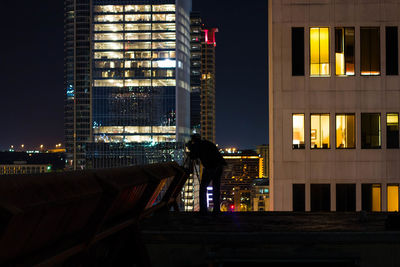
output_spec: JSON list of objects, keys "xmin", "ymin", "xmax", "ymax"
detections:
[
  {"xmin": 65, "ymin": 0, "xmax": 192, "ymax": 170},
  {"xmin": 190, "ymin": 13, "xmax": 217, "ymax": 142}
]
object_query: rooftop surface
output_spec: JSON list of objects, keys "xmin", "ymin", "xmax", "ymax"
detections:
[{"xmin": 142, "ymin": 212, "xmax": 392, "ymax": 233}]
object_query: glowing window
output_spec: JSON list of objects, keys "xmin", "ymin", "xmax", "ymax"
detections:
[
  {"xmin": 125, "ymin": 5, "xmax": 151, "ymax": 12},
  {"xmin": 387, "ymin": 113, "xmax": 399, "ymax": 148},
  {"xmin": 94, "ymin": 52, "xmax": 123, "ymax": 59},
  {"xmin": 335, "ymin": 27, "xmax": 355, "ymax": 76},
  {"xmin": 372, "ymin": 184, "xmax": 381, "ymax": 212},
  {"xmin": 152, "ymin": 23, "xmax": 175, "ymax": 31},
  {"xmin": 94, "ymin": 5, "xmax": 123, "ymax": 13},
  {"xmin": 94, "ymin": 15, "xmax": 123, "ymax": 22},
  {"xmin": 94, "ymin": 42, "xmax": 123, "ymax": 50},
  {"xmin": 387, "ymin": 185, "xmax": 399, "ymax": 212},
  {"xmin": 152, "ymin": 42, "xmax": 176, "ymax": 49},
  {"xmin": 152, "ymin": 32, "xmax": 176, "ymax": 40},
  {"xmin": 125, "ymin": 24, "xmax": 151, "ymax": 31},
  {"xmin": 125, "ymin": 33, "xmax": 151, "ymax": 40},
  {"xmin": 152, "ymin": 5, "xmax": 175, "ymax": 12},
  {"xmin": 94, "ymin": 24, "xmax": 123, "ymax": 32},
  {"xmin": 125, "ymin": 14, "xmax": 151, "ymax": 22},
  {"xmin": 293, "ymin": 114, "xmax": 305, "ymax": 149},
  {"xmin": 94, "ymin": 33, "xmax": 123, "ymax": 41},
  {"xmin": 153, "ymin": 14, "xmax": 175, "ymax": 22},
  {"xmin": 336, "ymin": 114, "xmax": 355, "ymax": 149},
  {"xmin": 361, "ymin": 27, "xmax": 380, "ymax": 75},
  {"xmin": 310, "ymin": 27, "xmax": 330, "ymax": 76},
  {"xmin": 311, "ymin": 114, "xmax": 330, "ymax": 149},
  {"xmin": 125, "ymin": 42, "xmax": 151, "ymax": 50},
  {"xmin": 361, "ymin": 113, "xmax": 381, "ymax": 149}
]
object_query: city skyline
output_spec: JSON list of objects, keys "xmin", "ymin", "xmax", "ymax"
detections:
[{"xmin": 0, "ymin": 0, "xmax": 268, "ymax": 151}]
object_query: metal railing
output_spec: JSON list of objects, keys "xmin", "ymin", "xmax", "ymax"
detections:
[{"xmin": 0, "ymin": 162, "xmax": 188, "ymax": 266}]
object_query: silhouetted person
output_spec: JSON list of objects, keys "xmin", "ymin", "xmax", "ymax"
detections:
[{"xmin": 187, "ymin": 134, "xmax": 226, "ymax": 214}]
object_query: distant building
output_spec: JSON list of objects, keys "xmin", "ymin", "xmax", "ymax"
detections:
[
  {"xmin": 251, "ymin": 178, "xmax": 270, "ymax": 211},
  {"xmin": 256, "ymin": 144, "xmax": 269, "ymax": 178},
  {"xmin": 269, "ymin": 0, "xmax": 400, "ymax": 212},
  {"xmin": 0, "ymin": 151, "xmax": 65, "ymax": 175},
  {"xmin": 221, "ymin": 149, "xmax": 261, "ymax": 211},
  {"xmin": 190, "ymin": 12, "xmax": 218, "ymax": 142},
  {"xmin": 65, "ymin": 0, "xmax": 192, "ymax": 170}
]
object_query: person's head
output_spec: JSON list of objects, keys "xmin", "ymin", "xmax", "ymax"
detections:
[{"xmin": 190, "ymin": 134, "xmax": 201, "ymax": 143}]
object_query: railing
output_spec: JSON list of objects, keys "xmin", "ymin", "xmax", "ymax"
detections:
[{"xmin": 0, "ymin": 162, "xmax": 188, "ymax": 266}]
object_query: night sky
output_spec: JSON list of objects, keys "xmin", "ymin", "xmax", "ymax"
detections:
[{"xmin": 0, "ymin": 0, "xmax": 268, "ymax": 151}]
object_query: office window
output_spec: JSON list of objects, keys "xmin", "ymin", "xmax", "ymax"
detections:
[
  {"xmin": 336, "ymin": 184, "xmax": 356, "ymax": 212},
  {"xmin": 292, "ymin": 27, "xmax": 304, "ymax": 76},
  {"xmin": 360, "ymin": 27, "xmax": 380, "ymax": 75},
  {"xmin": 361, "ymin": 113, "xmax": 381, "ymax": 149},
  {"xmin": 336, "ymin": 114, "xmax": 356, "ymax": 149},
  {"xmin": 310, "ymin": 27, "xmax": 330, "ymax": 76},
  {"xmin": 362, "ymin": 184, "xmax": 381, "ymax": 212},
  {"xmin": 387, "ymin": 113, "xmax": 399, "ymax": 148},
  {"xmin": 293, "ymin": 114, "xmax": 305, "ymax": 149},
  {"xmin": 386, "ymin": 27, "xmax": 398, "ymax": 75},
  {"xmin": 293, "ymin": 184, "xmax": 305, "ymax": 212},
  {"xmin": 311, "ymin": 184, "xmax": 330, "ymax": 212},
  {"xmin": 335, "ymin": 27, "xmax": 355, "ymax": 76},
  {"xmin": 387, "ymin": 185, "xmax": 399, "ymax": 212},
  {"xmin": 311, "ymin": 114, "xmax": 330, "ymax": 149}
]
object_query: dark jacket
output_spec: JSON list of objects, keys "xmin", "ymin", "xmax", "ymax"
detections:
[{"xmin": 188, "ymin": 139, "xmax": 226, "ymax": 169}]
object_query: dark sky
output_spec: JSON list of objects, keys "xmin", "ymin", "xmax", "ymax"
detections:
[{"xmin": 0, "ymin": 0, "xmax": 268, "ymax": 151}]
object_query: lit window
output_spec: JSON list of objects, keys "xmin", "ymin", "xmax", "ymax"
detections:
[
  {"xmin": 293, "ymin": 114, "xmax": 305, "ymax": 149},
  {"xmin": 94, "ymin": 24, "xmax": 123, "ymax": 32},
  {"xmin": 152, "ymin": 42, "xmax": 176, "ymax": 49},
  {"xmin": 125, "ymin": 42, "xmax": 151, "ymax": 50},
  {"xmin": 387, "ymin": 113, "xmax": 399, "ymax": 148},
  {"xmin": 310, "ymin": 27, "xmax": 330, "ymax": 76},
  {"xmin": 311, "ymin": 114, "xmax": 330, "ymax": 149},
  {"xmin": 335, "ymin": 27, "xmax": 355, "ymax": 76},
  {"xmin": 388, "ymin": 185, "xmax": 399, "ymax": 212},
  {"xmin": 125, "ymin": 33, "xmax": 151, "ymax": 40},
  {"xmin": 94, "ymin": 33, "xmax": 123, "ymax": 41},
  {"xmin": 125, "ymin": 5, "xmax": 151, "ymax": 12},
  {"xmin": 152, "ymin": 5, "xmax": 175, "ymax": 12},
  {"xmin": 336, "ymin": 114, "xmax": 355, "ymax": 149},
  {"xmin": 94, "ymin": 5, "xmax": 123, "ymax": 13},
  {"xmin": 361, "ymin": 113, "xmax": 381, "ymax": 149},
  {"xmin": 372, "ymin": 184, "xmax": 381, "ymax": 212},
  {"xmin": 152, "ymin": 23, "xmax": 175, "ymax": 31},
  {"xmin": 361, "ymin": 27, "xmax": 380, "ymax": 75},
  {"xmin": 94, "ymin": 52, "xmax": 123, "ymax": 59},
  {"xmin": 125, "ymin": 24, "xmax": 151, "ymax": 31},
  {"xmin": 362, "ymin": 184, "xmax": 382, "ymax": 212},
  {"xmin": 94, "ymin": 42, "xmax": 123, "ymax": 50},
  {"xmin": 94, "ymin": 15, "xmax": 123, "ymax": 22},
  {"xmin": 125, "ymin": 14, "xmax": 151, "ymax": 22}
]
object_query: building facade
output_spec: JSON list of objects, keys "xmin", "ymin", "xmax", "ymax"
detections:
[
  {"xmin": 190, "ymin": 13, "xmax": 217, "ymax": 142},
  {"xmin": 65, "ymin": 0, "xmax": 192, "ymax": 170},
  {"xmin": 269, "ymin": 0, "xmax": 400, "ymax": 212},
  {"xmin": 256, "ymin": 144, "xmax": 269, "ymax": 178}
]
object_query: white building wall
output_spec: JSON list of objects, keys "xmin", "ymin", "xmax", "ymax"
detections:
[{"xmin": 269, "ymin": 0, "xmax": 400, "ymax": 211}]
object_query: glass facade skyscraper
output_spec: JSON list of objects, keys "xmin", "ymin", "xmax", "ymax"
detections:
[{"xmin": 65, "ymin": 0, "xmax": 191, "ymax": 170}]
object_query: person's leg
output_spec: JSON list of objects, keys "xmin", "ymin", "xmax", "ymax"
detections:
[
  {"xmin": 212, "ymin": 165, "xmax": 223, "ymax": 213},
  {"xmin": 199, "ymin": 168, "xmax": 212, "ymax": 213}
]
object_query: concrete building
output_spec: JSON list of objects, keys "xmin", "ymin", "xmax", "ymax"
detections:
[
  {"xmin": 269, "ymin": 0, "xmax": 400, "ymax": 211},
  {"xmin": 64, "ymin": 0, "xmax": 192, "ymax": 170}
]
